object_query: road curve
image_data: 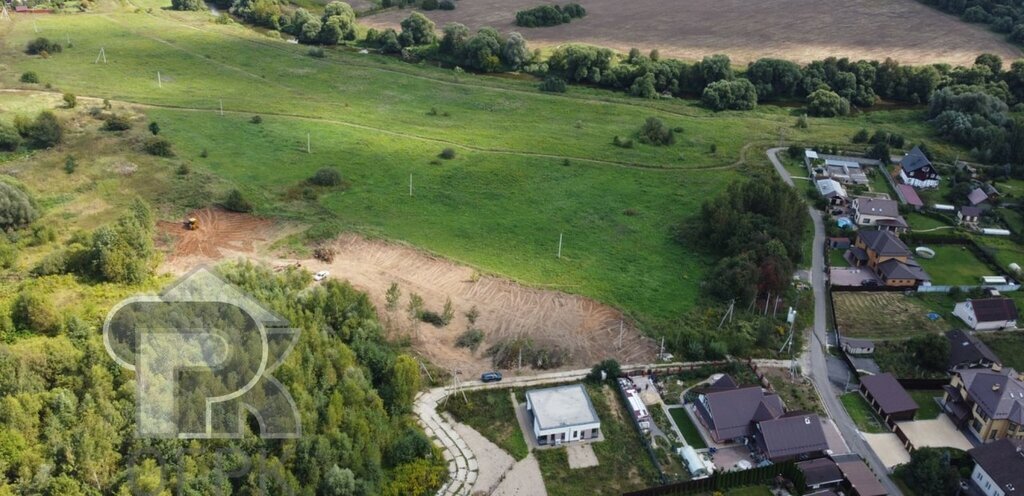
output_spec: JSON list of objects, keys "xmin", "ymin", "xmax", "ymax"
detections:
[{"xmin": 767, "ymin": 148, "xmax": 903, "ymax": 496}]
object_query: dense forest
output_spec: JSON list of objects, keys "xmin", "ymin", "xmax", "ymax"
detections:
[{"xmin": 0, "ymin": 259, "xmax": 444, "ymax": 495}]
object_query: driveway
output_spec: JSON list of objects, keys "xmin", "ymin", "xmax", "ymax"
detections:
[
  {"xmin": 862, "ymin": 432, "xmax": 911, "ymax": 469},
  {"xmin": 897, "ymin": 416, "xmax": 974, "ymax": 451},
  {"xmin": 830, "ymin": 267, "xmax": 881, "ymax": 287}
]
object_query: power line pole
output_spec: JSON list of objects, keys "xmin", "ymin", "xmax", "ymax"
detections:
[
  {"xmin": 95, "ymin": 47, "xmax": 106, "ymax": 64},
  {"xmin": 156, "ymin": 71, "xmax": 162, "ymax": 88},
  {"xmin": 0, "ymin": 6, "xmax": 10, "ymax": 21},
  {"xmin": 557, "ymin": 233, "xmax": 563, "ymax": 259},
  {"xmin": 409, "ymin": 174, "xmax": 413, "ymax": 196},
  {"xmin": 306, "ymin": 133, "xmax": 311, "ymax": 153}
]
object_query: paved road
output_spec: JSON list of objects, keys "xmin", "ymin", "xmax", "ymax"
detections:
[{"xmin": 768, "ymin": 148, "xmax": 903, "ymax": 495}]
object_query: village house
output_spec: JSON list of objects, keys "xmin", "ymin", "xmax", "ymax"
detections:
[
  {"xmin": 967, "ymin": 438, "xmax": 1024, "ymax": 496},
  {"xmin": 525, "ymin": 384, "xmax": 602, "ymax": 446},
  {"xmin": 846, "ymin": 230, "xmax": 930, "ymax": 287},
  {"xmin": 816, "ymin": 179, "xmax": 848, "ymax": 206},
  {"xmin": 954, "ymin": 297, "xmax": 1019, "ymax": 331},
  {"xmin": 753, "ymin": 413, "xmax": 830, "ymax": 462},
  {"xmin": 943, "ymin": 365, "xmax": 1024, "ymax": 443},
  {"xmin": 959, "ymin": 205, "xmax": 983, "ymax": 227},
  {"xmin": 947, "ymin": 329, "xmax": 1002, "ymax": 370},
  {"xmin": 851, "ymin": 197, "xmax": 908, "ymax": 233},
  {"xmin": 693, "ymin": 374, "xmax": 784, "ymax": 443},
  {"xmin": 859, "ymin": 372, "xmax": 918, "ymax": 423},
  {"xmin": 899, "ymin": 146, "xmax": 940, "ymax": 189}
]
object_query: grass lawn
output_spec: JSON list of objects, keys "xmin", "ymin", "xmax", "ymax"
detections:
[
  {"xmin": 908, "ymin": 390, "xmax": 943, "ymax": 420},
  {"xmin": 763, "ymin": 368, "xmax": 824, "ymax": 415},
  {"xmin": 725, "ymin": 487, "xmax": 773, "ymax": 496},
  {"xmin": 867, "ymin": 167, "xmax": 896, "ymax": 197},
  {"xmin": 668, "ymin": 407, "xmax": 708, "ymax": 449},
  {"xmin": 840, "ymin": 392, "xmax": 888, "ymax": 433},
  {"xmin": 828, "ymin": 248, "xmax": 848, "ymax": 267},
  {"xmin": 976, "ymin": 236, "xmax": 1024, "ymax": 272},
  {"xmin": 0, "ymin": 4, "xmax": 971, "ymax": 333},
  {"xmin": 535, "ymin": 384, "xmax": 660, "ymax": 495},
  {"xmin": 874, "ymin": 341, "xmax": 950, "ymax": 379},
  {"xmin": 978, "ymin": 332, "xmax": 1024, "ymax": 371},
  {"xmin": 438, "ymin": 388, "xmax": 529, "ymax": 460},
  {"xmin": 905, "ymin": 212, "xmax": 952, "ymax": 231},
  {"xmin": 915, "ymin": 244, "xmax": 995, "ymax": 286},
  {"xmin": 832, "ymin": 292, "xmax": 948, "ymax": 340}
]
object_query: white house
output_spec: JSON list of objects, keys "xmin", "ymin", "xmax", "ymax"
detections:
[
  {"xmin": 968, "ymin": 439, "xmax": 1024, "ymax": 496},
  {"xmin": 852, "ymin": 197, "xmax": 908, "ymax": 233},
  {"xmin": 525, "ymin": 384, "xmax": 601, "ymax": 446},
  {"xmin": 954, "ymin": 297, "xmax": 1019, "ymax": 331},
  {"xmin": 899, "ymin": 146, "xmax": 940, "ymax": 189}
]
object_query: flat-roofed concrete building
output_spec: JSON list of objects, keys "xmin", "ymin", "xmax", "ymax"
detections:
[{"xmin": 526, "ymin": 384, "xmax": 601, "ymax": 446}]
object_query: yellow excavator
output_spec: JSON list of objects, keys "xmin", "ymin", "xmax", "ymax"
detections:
[{"xmin": 184, "ymin": 217, "xmax": 198, "ymax": 230}]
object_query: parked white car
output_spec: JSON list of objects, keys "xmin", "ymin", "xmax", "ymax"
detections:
[{"xmin": 314, "ymin": 270, "xmax": 329, "ymax": 282}]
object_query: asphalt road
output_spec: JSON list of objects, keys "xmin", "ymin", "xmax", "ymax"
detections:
[{"xmin": 767, "ymin": 148, "xmax": 903, "ymax": 496}]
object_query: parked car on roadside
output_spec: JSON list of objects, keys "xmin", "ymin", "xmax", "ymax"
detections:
[{"xmin": 480, "ymin": 371, "xmax": 502, "ymax": 383}]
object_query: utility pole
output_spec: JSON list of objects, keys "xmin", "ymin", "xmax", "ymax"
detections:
[
  {"xmin": 0, "ymin": 5, "xmax": 10, "ymax": 21},
  {"xmin": 306, "ymin": 133, "xmax": 311, "ymax": 153},
  {"xmin": 409, "ymin": 174, "xmax": 413, "ymax": 196},
  {"xmin": 617, "ymin": 320, "xmax": 624, "ymax": 349},
  {"xmin": 33, "ymin": 20, "xmax": 38, "ymax": 33},
  {"xmin": 718, "ymin": 299, "xmax": 735, "ymax": 329},
  {"xmin": 95, "ymin": 47, "xmax": 106, "ymax": 64},
  {"xmin": 157, "ymin": 71, "xmax": 162, "ymax": 88},
  {"xmin": 557, "ymin": 233, "xmax": 563, "ymax": 259}
]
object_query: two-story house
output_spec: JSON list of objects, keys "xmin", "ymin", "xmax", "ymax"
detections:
[
  {"xmin": 968, "ymin": 438, "xmax": 1024, "ymax": 496},
  {"xmin": 851, "ymin": 197, "xmax": 908, "ymax": 234},
  {"xmin": 846, "ymin": 230, "xmax": 930, "ymax": 287},
  {"xmin": 899, "ymin": 146, "xmax": 940, "ymax": 189},
  {"xmin": 944, "ymin": 365, "xmax": 1024, "ymax": 443}
]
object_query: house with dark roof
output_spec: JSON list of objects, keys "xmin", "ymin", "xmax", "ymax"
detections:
[
  {"xmin": 954, "ymin": 297, "xmax": 1019, "ymax": 330},
  {"xmin": 968, "ymin": 438, "xmax": 1024, "ymax": 496},
  {"xmin": 847, "ymin": 230, "xmax": 931, "ymax": 287},
  {"xmin": 693, "ymin": 374, "xmax": 784, "ymax": 443},
  {"xmin": 859, "ymin": 372, "xmax": 918, "ymax": 422},
  {"xmin": 959, "ymin": 205, "xmax": 983, "ymax": 227},
  {"xmin": 947, "ymin": 329, "xmax": 1002, "ymax": 370},
  {"xmin": 899, "ymin": 146, "xmax": 939, "ymax": 189},
  {"xmin": 943, "ymin": 365, "xmax": 1024, "ymax": 443},
  {"xmin": 833, "ymin": 454, "xmax": 888, "ymax": 496},
  {"xmin": 754, "ymin": 413, "xmax": 829, "ymax": 462},
  {"xmin": 852, "ymin": 197, "xmax": 909, "ymax": 233},
  {"xmin": 897, "ymin": 183, "xmax": 924, "ymax": 209},
  {"xmin": 797, "ymin": 458, "xmax": 844, "ymax": 491}
]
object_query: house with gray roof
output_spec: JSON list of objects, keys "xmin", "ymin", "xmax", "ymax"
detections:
[
  {"xmin": 968, "ymin": 438, "xmax": 1024, "ymax": 496},
  {"xmin": 754, "ymin": 413, "xmax": 829, "ymax": 462},
  {"xmin": 526, "ymin": 384, "xmax": 601, "ymax": 446},
  {"xmin": 899, "ymin": 146, "xmax": 939, "ymax": 189},
  {"xmin": 944, "ymin": 365, "xmax": 1024, "ymax": 443},
  {"xmin": 947, "ymin": 329, "xmax": 1002, "ymax": 370},
  {"xmin": 798, "ymin": 458, "xmax": 844, "ymax": 491},
  {"xmin": 969, "ymin": 187, "xmax": 990, "ymax": 206},
  {"xmin": 694, "ymin": 374, "xmax": 784, "ymax": 443},
  {"xmin": 852, "ymin": 198, "xmax": 908, "ymax": 233},
  {"xmin": 959, "ymin": 205, "xmax": 983, "ymax": 227}
]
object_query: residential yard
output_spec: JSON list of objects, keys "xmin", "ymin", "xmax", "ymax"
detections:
[
  {"xmin": 867, "ymin": 167, "xmax": 896, "ymax": 197},
  {"xmin": 976, "ymin": 236, "xmax": 1024, "ymax": 272},
  {"xmin": 669, "ymin": 407, "xmax": 708, "ymax": 449},
  {"xmin": 828, "ymin": 248, "xmax": 848, "ymax": 267},
  {"xmin": 914, "ymin": 244, "xmax": 995, "ymax": 285},
  {"xmin": 840, "ymin": 392, "xmax": 888, "ymax": 433},
  {"xmin": 438, "ymin": 388, "xmax": 530, "ymax": 460},
  {"xmin": 978, "ymin": 332, "xmax": 1024, "ymax": 370},
  {"xmin": 909, "ymin": 390, "xmax": 943, "ymax": 420},
  {"xmin": 761, "ymin": 367, "xmax": 824, "ymax": 415},
  {"xmin": 874, "ymin": 340, "xmax": 950, "ymax": 379},
  {"xmin": 906, "ymin": 212, "xmax": 952, "ymax": 231},
  {"xmin": 832, "ymin": 292, "xmax": 949, "ymax": 340},
  {"xmin": 535, "ymin": 383, "xmax": 660, "ymax": 496}
]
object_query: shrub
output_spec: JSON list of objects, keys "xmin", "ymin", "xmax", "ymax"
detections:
[
  {"xmin": 12, "ymin": 289, "xmax": 61, "ymax": 335},
  {"xmin": 15, "ymin": 111, "xmax": 62, "ymax": 149},
  {"xmin": 32, "ymin": 250, "xmax": 69, "ymax": 276},
  {"xmin": 142, "ymin": 137, "xmax": 174, "ymax": 157},
  {"xmin": 439, "ymin": 148, "xmax": 456, "ymax": 160},
  {"xmin": 62, "ymin": 93, "xmax": 76, "ymax": 109},
  {"xmin": 250, "ymin": 115, "xmax": 263, "ymax": 124},
  {"xmin": 586, "ymin": 359, "xmax": 621, "ymax": 382},
  {"xmin": 102, "ymin": 114, "xmax": 132, "ymax": 131},
  {"xmin": 795, "ymin": 114, "xmax": 809, "ymax": 129},
  {"xmin": 313, "ymin": 245, "xmax": 336, "ymax": 262},
  {"xmin": 64, "ymin": 156, "xmax": 76, "ymax": 174},
  {"xmin": 455, "ymin": 329, "xmax": 485, "ymax": 351},
  {"xmin": 515, "ymin": 4, "xmax": 584, "ymax": 27},
  {"xmin": 701, "ymin": 79, "xmax": 758, "ymax": 111},
  {"xmin": 308, "ymin": 46, "xmax": 325, "ymax": 58},
  {"xmin": 786, "ymin": 145, "xmax": 803, "ymax": 159},
  {"xmin": 310, "ymin": 167, "xmax": 343, "ymax": 186},
  {"xmin": 0, "ymin": 239, "xmax": 17, "ymax": 269},
  {"xmin": 421, "ymin": 0, "xmax": 438, "ymax": 10},
  {"xmin": 806, "ymin": 89, "xmax": 850, "ymax": 117},
  {"xmin": 852, "ymin": 128, "xmax": 869, "ymax": 143},
  {"xmin": 0, "ymin": 123, "xmax": 22, "ymax": 152},
  {"xmin": 0, "ymin": 183, "xmax": 38, "ymax": 230},
  {"xmin": 538, "ymin": 75, "xmax": 567, "ymax": 93},
  {"xmin": 19, "ymin": 72, "xmax": 39, "ymax": 84},
  {"xmin": 222, "ymin": 189, "xmax": 253, "ymax": 212},
  {"xmin": 439, "ymin": 0, "xmax": 454, "ymax": 9},
  {"xmin": 637, "ymin": 117, "xmax": 675, "ymax": 146},
  {"xmin": 419, "ymin": 310, "xmax": 445, "ymax": 327},
  {"xmin": 170, "ymin": 0, "xmax": 204, "ymax": 10},
  {"xmin": 25, "ymin": 37, "xmax": 62, "ymax": 55},
  {"xmin": 148, "ymin": 121, "xmax": 160, "ymax": 135},
  {"xmin": 612, "ymin": 135, "xmax": 634, "ymax": 148}
]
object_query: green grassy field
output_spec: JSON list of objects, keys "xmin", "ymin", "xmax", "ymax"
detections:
[
  {"xmin": 840, "ymin": 392, "xmax": 888, "ymax": 433},
  {"xmin": 915, "ymin": 244, "xmax": 995, "ymax": 285},
  {"xmin": 908, "ymin": 389, "xmax": 943, "ymax": 420},
  {"xmin": 905, "ymin": 212, "xmax": 952, "ymax": 231},
  {"xmin": 0, "ymin": 2, "xmax": 968, "ymax": 329},
  {"xmin": 668, "ymin": 407, "xmax": 707, "ymax": 449},
  {"xmin": 438, "ymin": 388, "xmax": 530, "ymax": 460},
  {"xmin": 978, "ymin": 332, "xmax": 1024, "ymax": 370}
]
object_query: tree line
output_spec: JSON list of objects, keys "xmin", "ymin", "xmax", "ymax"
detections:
[
  {"xmin": 514, "ymin": 3, "xmax": 585, "ymax": 28},
  {"xmin": 918, "ymin": 0, "xmax": 1024, "ymax": 46}
]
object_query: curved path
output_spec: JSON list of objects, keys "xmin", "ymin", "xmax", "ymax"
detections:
[{"xmin": 767, "ymin": 147, "xmax": 903, "ymax": 496}]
